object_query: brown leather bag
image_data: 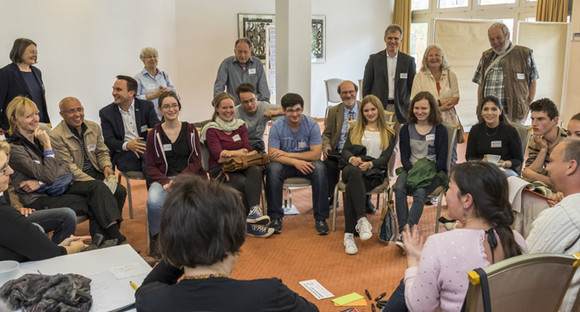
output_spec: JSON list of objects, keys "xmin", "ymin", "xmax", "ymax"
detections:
[{"xmin": 217, "ymin": 153, "xmax": 270, "ymax": 181}]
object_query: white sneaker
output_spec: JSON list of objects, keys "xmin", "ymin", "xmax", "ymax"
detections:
[
  {"xmin": 355, "ymin": 217, "xmax": 373, "ymax": 241},
  {"xmin": 344, "ymin": 234, "xmax": 358, "ymax": 255}
]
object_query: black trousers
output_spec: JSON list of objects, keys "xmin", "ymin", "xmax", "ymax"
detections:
[
  {"xmin": 342, "ymin": 165, "xmax": 381, "ymax": 234},
  {"xmin": 86, "ymin": 171, "xmax": 127, "ymax": 215},
  {"xmin": 210, "ymin": 165, "xmax": 263, "ymax": 213}
]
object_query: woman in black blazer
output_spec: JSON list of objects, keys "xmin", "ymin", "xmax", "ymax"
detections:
[{"xmin": 0, "ymin": 38, "xmax": 50, "ymax": 132}]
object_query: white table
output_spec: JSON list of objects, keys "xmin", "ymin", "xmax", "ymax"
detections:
[{"xmin": 18, "ymin": 245, "xmax": 151, "ymax": 312}]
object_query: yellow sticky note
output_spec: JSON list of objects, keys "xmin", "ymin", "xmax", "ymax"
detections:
[
  {"xmin": 331, "ymin": 292, "xmax": 365, "ymax": 306},
  {"xmin": 333, "ymin": 298, "xmax": 367, "ymax": 306}
]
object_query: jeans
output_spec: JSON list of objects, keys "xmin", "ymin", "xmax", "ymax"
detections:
[
  {"xmin": 27, "ymin": 207, "xmax": 77, "ymax": 243},
  {"xmin": 383, "ymin": 279, "xmax": 409, "ymax": 312},
  {"xmin": 394, "ymin": 171, "xmax": 442, "ymax": 233},
  {"xmin": 147, "ymin": 182, "xmax": 167, "ymax": 237},
  {"xmin": 266, "ymin": 160, "xmax": 329, "ymax": 220}
]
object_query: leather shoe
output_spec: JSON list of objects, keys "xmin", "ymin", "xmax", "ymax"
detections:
[{"xmin": 365, "ymin": 196, "xmax": 376, "ymax": 214}]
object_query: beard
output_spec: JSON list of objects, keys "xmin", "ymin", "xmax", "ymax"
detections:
[{"xmin": 493, "ymin": 39, "xmax": 511, "ymax": 55}]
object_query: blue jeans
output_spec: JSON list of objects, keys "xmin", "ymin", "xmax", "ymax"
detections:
[
  {"xmin": 394, "ymin": 171, "xmax": 441, "ymax": 233},
  {"xmin": 147, "ymin": 182, "xmax": 167, "ymax": 237},
  {"xmin": 27, "ymin": 207, "xmax": 77, "ymax": 243},
  {"xmin": 383, "ymin": 279, "xmax": 409, "ymax": 311},
  {"xmin": 265, "ymin": 160, "xmax": 329, "ymax": 220}
]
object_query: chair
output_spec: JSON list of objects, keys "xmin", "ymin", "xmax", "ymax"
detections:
[
  {"xmin": 117, "ymin": 170, "xmax": 145, "ymax": 219},
  {"xmin": 358, "ymin": 79, "xmax": 363, "ymax": 101},
  {"xmin": 324, "ymin": 79, "xmax": 343, "ymax": 119},
  {"xmin": 433, "ymin": 123, "xmax": 459, "ymax": 233},
  {"xmin": 282, "ymin": 177, "xmax": 312, "ymax": 213},
  {"xmin": 463, "ymin": 252, "xmax": 580, "ymax": 312},
  {"xmin": 509, "ymin": 121, "xmax": 533, "ymax": 158}
]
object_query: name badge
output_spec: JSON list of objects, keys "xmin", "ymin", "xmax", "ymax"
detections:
[
  {"xmin": 140, "ymin": 125, "xmax": 148, "ymax": 133},
  {"xmin": 298, "ymin": 141, "xmax": 307, "ymax": 149},
  {"xmin": 146, "ymin": 84, "xmax": 156, "ymax": 90},
  {"xmin": 491, "ymin": 141, "xmax": 502, "ymax": 148},
  {"xmin": 232, "ymin": 134, "xmax": 241, "ymax": 141},
  {"xmin": 425, "ymin": 134, "xmax": 435, "ymax": 141},
  {"xmin": 163, "ymin": 144, "xmax": 172, "ymax": 151},
  {"xmin": 87, "ymin": 144, "xmax": 96, "ymax": 152},
  {"xmin": 517, "ymin": 73, "xmax": 525, "ymax": 80},
  {"xmin": 400, "ymin": 73, "xmax": 408, "ymax": 79},
  {"xmin": 249, "ymin": 68, "xmax": 256, "ymax": 75}
]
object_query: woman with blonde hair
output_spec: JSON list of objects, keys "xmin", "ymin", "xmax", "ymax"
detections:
[{"xmin": 339, "ymin": 95, "xmax": 395, "ymax": 254}]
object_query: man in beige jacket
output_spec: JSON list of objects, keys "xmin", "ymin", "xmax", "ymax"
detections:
[{"xmin": 50, "ymin": 97, "xmax": 126, "ymax": 213}]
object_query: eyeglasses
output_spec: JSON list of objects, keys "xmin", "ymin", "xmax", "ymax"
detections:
[
  {"xmin": 285, "ymin": 107, "xmax": 303, "ymax": 114},
  {"xmin": 161, "ymin": 103, "xmax": 179, "ymax": 110},
  {"xmin": 0, "ymin": 163, "xmax": 9, "ymax": 176},
  {"xmin": 240, "ymin": 97, "xmax": 256, "ymax": 105},
  {"xmin": 62, "ymin": 107, "xmax": 84, "ymax": 115}
]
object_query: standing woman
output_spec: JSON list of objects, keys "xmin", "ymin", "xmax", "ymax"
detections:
[
  {"xmin": 340, "ymin": 95, "xmax": 395, "ymax": 255},
  {"xmin": 134, "ymin": 47, "xmax": 177, "ymax": 118},
  {"xmin": 0, "ymin": 38, "xmax": 50, "ymax": 132},
  {"xmin": 394, "ymin": 91, "xmax": 448, "ymax": 251},
  {"xmin": 201, "ymin": 92, "xmax": 273, "ymax": 238},
  {"xmin": 411, "ymin": 44, "xmax": 461, "ymax": 162},
  {"xmin": 146, "ymin": 91, "xmax": 206, "ymax": 257},
  {"xmin": 466, "ymin": 95, "xmax": 523, "ymax": 176}
]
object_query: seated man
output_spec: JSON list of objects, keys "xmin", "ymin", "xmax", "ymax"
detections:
[
  {"xmin": 100, "ymin": 75, "xmax": 159, "ymax": 173},
  {"xmin": 527, "ymin": 139, "xmax": 580, "ymax": 312},
  {"xmin": 266, "ymin": 93, "xmax": 329, "ymax": 235},
  {"xmin": 522, "ymin": 98, "xmax": 567, "ymax": 191},
  {"xmin": 235, "ymin": 83, "xmax": 283, "ymax": 153},
  {"xmin": 50, "ymin": 97, "xmax": 127, "ymax": 215},
  {"xmin": 567, "ymin": 112, "xmax": 580, "ymax": 139}
]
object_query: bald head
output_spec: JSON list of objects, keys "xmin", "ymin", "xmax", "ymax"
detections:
[
  {"xmin": 59, "ymin": 97, "xmax": 85, "ymax": 132},
  {"xmin": 547, "ymin": 139, "xmax": 580, "ymax": 196}
]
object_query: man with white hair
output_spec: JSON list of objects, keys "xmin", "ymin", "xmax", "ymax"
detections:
[{"xmin": 473, "ymin": 22, "xmax": 538, "ymax": 124}]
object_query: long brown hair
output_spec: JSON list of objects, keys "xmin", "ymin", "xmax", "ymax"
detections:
[{"xmin": 349, "ymin": 95, "xmax": 394, "ymax": 150}]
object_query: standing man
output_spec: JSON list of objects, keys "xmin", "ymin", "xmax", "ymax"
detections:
[
  {"xmin": 363, "ymin": 24, "xmax": 416, "ymax": 179},
  {"xmin": 214, "ymin": 38, "xmax": 270, "ymax": 104},
  {"xmin": 526, "ymin": 139, "xmax": 580, "ymax": 312},
  {"xmin": 266, "ymin": 93, "xmax": 329, "ymax": 235},
  {"xmin": 235, "ymin": 83, "xmax": 282, "ymax": 153},
  {"xmin": 100, "ymin": 75, "xmax": 160, "ymax": 173},
  {"xmin": 473, "ymin": 22, "xmax": 538, "ymax": 124},
  {"xmin": 51, "ymin": 97, "xmax": 127, "ymax": 215},
  {"xmin": 323, "ymin": 80, "xmax": 375, "ymax": 213}
]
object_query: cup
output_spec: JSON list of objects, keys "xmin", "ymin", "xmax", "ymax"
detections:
[
  {"xmin": 0, "ymin": 260, "xmax": 19, "ymax": 287},
  {"xmin": 485, "ymin": 154, "xmax": 501, "ymax": 164}
]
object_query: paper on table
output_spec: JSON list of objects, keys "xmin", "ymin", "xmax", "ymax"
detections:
[
  {"xmin": 90, "ymin": 270, "xmax": 136, "ymax": 312},
  {"xmin": 333, "ymin": 298, "xmax": 367, "ymax": 306},
  {"xmin": 299, "ymin": 279, "xmax": 334, "ymax": 300},
  {"xmin": 109, "ymin": 262, "xmax": 150, "ymax": 279},
  {"xmin": 331, "ymin": 292, "xmax": 365, "ymax": 306}
]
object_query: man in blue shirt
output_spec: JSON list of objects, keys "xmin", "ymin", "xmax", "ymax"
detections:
[
  {"xmin": 266, "ymin": 93, "xmax": 329, "ymax": 235},
  {"xmin": 213, "ymin": 38, "xmax": 270, "ymax": 104}
]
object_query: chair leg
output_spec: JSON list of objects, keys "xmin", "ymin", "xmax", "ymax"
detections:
[
  {"xmin": 332, "ymin": 185, "xmax": 339, "ymax": 231},
  {"xmin": 435, "ymin": 192, "xmax": 443, "ymax": 233},
  {"xmin": 261, "ymin": 188, "xmax": 267, "ymax": 216},
  {"xmin": 120, "ymin": 173, "xmax": 134, "ymax": 220}
]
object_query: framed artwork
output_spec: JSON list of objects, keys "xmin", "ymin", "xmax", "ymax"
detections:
[
  {"xmin": 238, "ymin": 14, "xmax": 275, "ymax": 62},
  {"xmin": 311, "ymin": 15, "xmax": 326, "ymax": 63}
]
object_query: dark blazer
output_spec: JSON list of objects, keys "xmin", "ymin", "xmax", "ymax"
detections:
[
  {"xmin": 99, "ymin": 98, "xmax": 160, "ymax": 171},
  {"xmin": 0, "ymin": 63, "xmax": 50, "ymax": 130},
  {"xmin": 362, "ymin": 50, "xmax": 416, "ymax": 123}
]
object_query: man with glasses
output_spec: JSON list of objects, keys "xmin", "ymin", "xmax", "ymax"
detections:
[
  {"xmin": 235, "ymin": 83, "xmax": 283, "ymax": 153},
  {"xmin": 50, "ymin": 97, "xmax": 127, "ymax": 215},
  {"xmin": 266, "ymin": 93, "xmax": 329, "ymax": 235}
]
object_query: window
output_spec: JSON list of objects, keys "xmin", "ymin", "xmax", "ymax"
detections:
[
  {"xmin": 410, "ymin": 23, "xmax": 428, "ymax": 68},
  {"xmin": 479, "ymin": 0, "xmax": 515, "ymax": 5},
  {"xmin": 412, "ymin": 0, "xmax": 429, "ymax": 11},
  {"xmin": 439, "ymin": 0, "xmax": 468, "ymax": 9}
]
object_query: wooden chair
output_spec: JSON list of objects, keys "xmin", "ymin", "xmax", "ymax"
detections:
[{"xmin": 464, "ymin": 252, "xmax": 580, "ymax": 312}]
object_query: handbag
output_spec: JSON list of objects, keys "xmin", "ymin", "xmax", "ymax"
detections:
[
  {"xmin": 36, "ymin": 172, "xmax": 74, "ymax": 197},
  {"xmin": 217, "ymin": 153, "xmax": 270, "ymax": 181},
  {"xmin": 378, "ymin": 198, "xmax": 397, "ymax": 243}
]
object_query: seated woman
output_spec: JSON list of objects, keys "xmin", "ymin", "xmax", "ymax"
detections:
[
  {"xmin": 466, "ymin": 95, "xmax": 523, "ymax": 176},
  {"xmin": 201, "ymin": 92, "xmax": 272, "ymax": 238},
  {"xmin": 384, "ymin": 161, "xmax": 527, "ymax": 311},
  {"xmin": 340, "ymin": 95, "xmax": 395, "ymax": 255},
  {"xmin": 0, "ymin": 140, "xmax": 87, "ymax": 262},
  {"xmin": 135, "ymin": 175, "xmax": 318, "ymax": 311},
  {"xmin": 146, "ymin": 91, "xmax": 205, "ymax": 257},
  {"xmin": 6, "ymin": 96, "xmax": 125, "ymax": 243},
  {"xmin": 394, "ymin": 91, "xmax": 448, "ymax": 251}
]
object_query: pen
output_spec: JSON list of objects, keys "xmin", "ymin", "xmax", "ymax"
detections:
[
  {"xmin": 338, "ymin": 308, "xmax": 354, "ymax": 312},
  {"xmin": 375, "ymin": 292, "xmax": 386, "ymax": 301},
  {"xmin": 130, "ymin": 281, "xmax": 139, "ymax": 290},
  {"xmin": 365, "ymin": 289, "xmax": 372, "ymax": 300},
  {"xmin": 371, "ymin": 303, "xmax": 376, "ymax": 312}
]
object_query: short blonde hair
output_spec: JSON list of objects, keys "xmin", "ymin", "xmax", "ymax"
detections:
[
  {"xmin": 140, "ymin": 47, "xmax": 158, "ymax": 60},
  {"xmin": 0, "ymin": 140, "xmax": 10, "ymax": 159},
  {"xmin": 6, "ymin": 96, "xmax": 39, "ymax": 135}
]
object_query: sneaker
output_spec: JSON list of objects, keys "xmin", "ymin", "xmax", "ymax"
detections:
[
  {"xmin": 246, "ymin": 205, "xmax": 270, "ymax": 225},
  {"xmin": 395, "ymin": 236, "xmax": 405, "ymax": 254},
  {"xmin": 247, "ymin": 223, "xmax": 275, "ymax": 238},
  {"xmin": 344, "ymin": 234, "xmax": 358, "ymax": 255},
  {"xmin": 315, "ymin": 220, "xmax": 329, "ymax": 235},
  {"xmin": 355, "ymin": 217, "xmax": 372, "ymax": 241},
  {"xmin": 269, "ymin": 218, "xmax": 283, "ymax": 234}
]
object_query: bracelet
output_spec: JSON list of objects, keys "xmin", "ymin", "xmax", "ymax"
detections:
[{"xmin": 43, "ymin": 150, "xmax": 54, "ymax": 156}]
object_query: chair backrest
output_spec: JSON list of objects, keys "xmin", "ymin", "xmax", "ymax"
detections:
[
  {"xmin": 442, "ymin": 122, "xmax": 459, "ymax": 172},
  {"xmin": 324, "ymin": 79, "xmax": 343, "ymax": 104},
  {"xmin": 509, "ymin": 121, "xmax": 532, "ymax": 158},
  {"xmin": 358, "ymin": 79, "xmax": 364, "ymax": 101},
  {"xmin": 200, "ymin": 143, "xmax": 210, "ymax": 172},
  {"xmin": 464, "ymin": 253, "xmax": 580, "ymax": 312}
]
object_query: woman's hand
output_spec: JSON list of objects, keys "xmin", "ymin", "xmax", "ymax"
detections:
[
  {"xmin": 358, "ymin": 161, "xmax": 372, "ymax": 172},
  {"xmin": 34, "ymin": 128, "xmax": 51, "ymax": 149},
  {"xmin": 19, "ymin": 180, "xmax": 41, "ymax": 193},
  {"xmin": 163, "ymin": 180, "xmax": 174, "ymax": 191},
  {"xmin": 402, "ymin": 225, "xmax": 425, "ymax": 268},
  {"xmin": 350, "ymin": 157, "xmax": 363, "ymax": 166}
]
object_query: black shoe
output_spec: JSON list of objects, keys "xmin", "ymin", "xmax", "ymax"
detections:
[
  {"xmin": 366, "ymin": 196, "xmax": 376, "ymax": 214},
  {"xmin": 438, "ymin": 216, "xmax": 456, "ymax": 224},
  {"xmin": 425, "ymin": 197, "xmax": 438, "ymax": 205},
  {"xmin": 315, "ymin": 220, "xmax": 329, "ymax": 235},
  {"xmin": 269, "ymin": 218, "xmax": 283, "ymax": 234}
]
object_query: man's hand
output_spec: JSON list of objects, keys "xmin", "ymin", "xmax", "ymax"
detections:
[
  {"xmin": 270, "ymin": 149, "xmax": 288, "ymax": 160},
  {"xmin": 293, "ymin": 160, "xmax": 314, "ymax": 175},
  {"xmin": 163, "ymin": 180, "xmax": 174, "ymax": 191},
  {"xmin": 18, "ymin": 207, "xmax": 35, "ymax": 217},
  {"xmin": 103, "ymin": 166, "xmax": 115, "ymax": 179},
  {"xmin": 547, "ymin": 192, "xmax": 564, "ymax": 207},
  {"xmin": 322, "ymin": 147, "xmax": 331, "ymax": 160},
  {"xmin": 532, "ymin": 134, "xmax": 548, "ymax": 150},
  {"xmin": 20, "ymin": 180, "xmax": 41, "ymax": 193},
  {"xmin": 126, "ymin": 137, "xmax": 146, "ymax": 158}
]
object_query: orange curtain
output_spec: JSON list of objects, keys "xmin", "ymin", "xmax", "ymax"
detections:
[
  {"xmin": 393, "ymin": 0, "xmax": 411, "ymax": 54},
  {"xmin": 536, "ymin": 0, "xmax": 567, "ymax": 22}
]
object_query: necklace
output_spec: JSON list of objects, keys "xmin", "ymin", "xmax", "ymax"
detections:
[
  {"xmin": 178, "ymin": 273, "xmax": 228, "ymax": 282},
  {"xmin": 485, "ymin": 125, "xmax": 499, "ymax": 137}
]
